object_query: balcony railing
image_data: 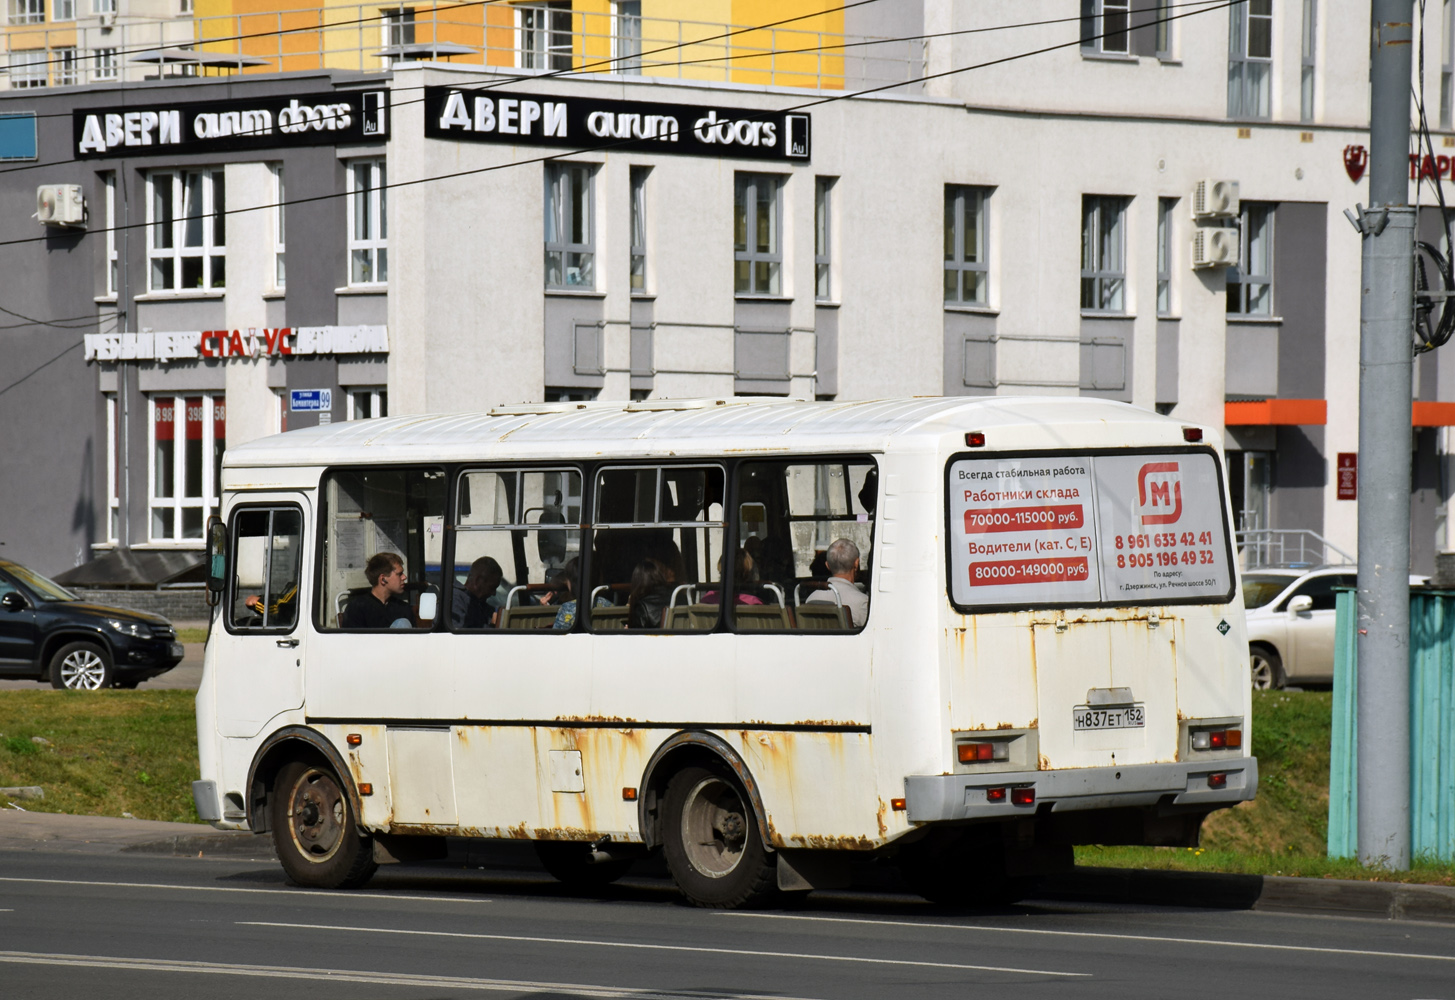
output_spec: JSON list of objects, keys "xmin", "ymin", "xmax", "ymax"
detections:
[
  {"xmin": 1235, "ymin": 529, "xmax": 1354, "ymax": 570},
  {"xmin": 2, "ymin": 6, "xmax": 925, "ymax": 92}
]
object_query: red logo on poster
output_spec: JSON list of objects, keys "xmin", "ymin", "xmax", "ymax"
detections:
[
  {"xmin": 1344, "ymin": 145, "xmax": 1369, "ymax": 183},
  {"xmin": 1137, "ymin": 462, "xmax": 1183, "ymax": 525},
  {"xmin": 1337, "ymin": 453, "xmax": 1357, "ymax": 500}
]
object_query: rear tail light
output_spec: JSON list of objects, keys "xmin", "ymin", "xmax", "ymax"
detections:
[
  {"xmin": 986, "ymin": 787, "xmax": 1007, "ymax": 802},
  {"xmin": 1192, "ymin": 728, "xmax": 1242, "ymax": 750},
  {"xmin": 957, "ymin": 740, "xmax": 1010, "ymax": 763},
  {"xmin": 1010, "ymin": 787, "xmax": 1035, "ymax": 807},
  {"xmin": 1207, "ymin": 773, "xmax": 1227, "ymax": 789}
]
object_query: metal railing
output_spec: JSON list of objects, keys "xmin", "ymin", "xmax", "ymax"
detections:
[
  {"xmin": 1235, "ymin": 529, "xmax": 1354, "ymax": 570},
  {"xmin": 2, "ymin": 6, "xmax": 925, "ymax": 91}
]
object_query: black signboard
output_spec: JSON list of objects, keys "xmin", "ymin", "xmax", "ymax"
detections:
[
  {"xmin": 74, "ymin": 90, "xmax": 388, "ymax": 159},
  {"xmin": 423, "ymin": 87, "xmax": 809, "ymax": 162}
]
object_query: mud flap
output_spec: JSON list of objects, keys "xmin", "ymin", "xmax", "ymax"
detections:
[{"xmin": 776, "ymin": 849, "xmax": 852, "ymax": 891}]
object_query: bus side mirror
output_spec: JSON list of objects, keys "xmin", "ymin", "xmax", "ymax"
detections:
[{"xmin": 205, "ymin": 516, "xmax": 228, "ymax": 605}]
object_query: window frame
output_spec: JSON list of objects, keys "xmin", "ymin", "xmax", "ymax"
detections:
[
  {"xmin": 1444, "ymin": 0, "xmax": 1454, "ymax": 128},
  {"xmin": 103, "ymin": 170, "xmax": 117, "ymax": 297},
  {"xmin": 147, "ymin": 392, "xmax": 225, "ymax": 543},
  {"xmin": 613, "ymin": 0, "xmax": 641, "ymax": 73},
  {"xmin": 7, "ymin": 0, "xmax": 45, "ymax": 25},
  {"xmin": 1300, "ymin": 0, "xmax": 1316, "ymax": 123},
  {"xmin": 105, "ymin": 392, "xmax": 120, "ymax": 543},
  {"xmin": 54, "ymin": 46, "xmax": 76, "ymax": 86},
  {"xmin": 1080, "ymin": 194, "xmax": 1128, "ymax": 314},
  {"xmin": 346, "ymin": 387, "xmax": 388, "ymax": 420},
  {"xmin": 53, "ymin": 0, "xmax": 73, "ymax": 19},
  {"xmin": 629, "ymin": 164, "xmax": 648, "ymax": 293},
  {"xmin": 9, "ymin": 50, "xmax": 48, "ymax": 88},
  {"xmin": 1080, "ymin": 0, "xmax": 1131, "ymax": 56},
  {"xmin": 733, "ymin": 172, "xmax": 783, "ymax": 297},
  {"xmin": 1228, "ymin": 0, "xmax": 1273, "ymax": 120},
  {"xmin": 1227, "ymin": 202, "xmax": 1274, "ymax": 316},
  {"xmin": 944, "ymin": 184, "xmax": 989, "ymax": 306},
  {"xmin": 93, "ymin": 47, "xmax": 117, "ymax": 82},
  {"xmin": 544, "ymin": 161, "xmax": 596, "ymax": 290},
  {"xmin": 224, "ymin": 504, "xmax": 305, "ymax": 636},
  {"xmin": 146, "ymin": 168, "xmax": 227, "ymax": 293},
  {"xmin": 517, "ymin": 1, "xmax": 572, "ymax": 71},
  {"xmin": 1156, "ymin": 196, "xmax": 1176, "ymax": 317},
  {"xmin": 347, "ymin": 158, "xmax": 387, "ymax": 287},
  {"xmin": 815, "ymin": 176, "xmax": 835, "ymax": 301},
  {"xmin": 91, "ymin": 0, "xmax": 113, "ymax": 12}
]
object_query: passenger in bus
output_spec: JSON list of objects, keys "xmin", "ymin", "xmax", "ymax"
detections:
[
  {"xmin": 452, "ymin": 556, "xmax": 504, "ymax": 629},
  {"xmin": 543, "ymin": 557, "xmax": 610, "ymax": 630},
  {"xmin": 804, "ymin": 538, "xmax": 869, "ymax": 627},
  {"xmin": 341, "ymin": 552, "xmax": 413, "ymax": 629},
  {"xmin": 701, "ymin": 549, "xmax": 764, "ymax": 606},
  {"xmin": 627, "ymin": 558, "xmax": 673, "ymax": 629}
]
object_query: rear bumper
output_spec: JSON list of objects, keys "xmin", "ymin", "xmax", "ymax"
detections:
[{"xmin": 904, "ymin": 757, "xmax": 1258, "ymax": 823}]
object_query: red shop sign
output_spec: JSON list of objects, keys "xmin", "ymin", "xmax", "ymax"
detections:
[{"xmin": 1337, "ymin": 453, "xmax": 1357, "ymax": 500}]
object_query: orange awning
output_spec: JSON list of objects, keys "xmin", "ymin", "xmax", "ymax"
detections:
[{"xmin": 1224, "ymin": 399, "xmax": 1328, "ymax": 426}]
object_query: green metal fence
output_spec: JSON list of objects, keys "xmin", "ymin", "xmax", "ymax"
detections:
[{"xmin": 1328, "ymin": 588, "xmax": 1455, "ymax": 861}]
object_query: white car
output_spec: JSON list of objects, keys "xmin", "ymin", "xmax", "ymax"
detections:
[{"xmin": 1243, "ymin": 567, "xmax": 1424, "ymax": 689}]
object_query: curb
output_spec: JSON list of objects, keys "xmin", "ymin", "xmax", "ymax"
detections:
[{"xmin": 120, "ymin": 833, "xmax": 276, "ymax": 860}]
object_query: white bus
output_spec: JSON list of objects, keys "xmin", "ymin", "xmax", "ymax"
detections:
[{"xmin": 193, "ymin": 396, "xmax": 1256, "ymax": 907}]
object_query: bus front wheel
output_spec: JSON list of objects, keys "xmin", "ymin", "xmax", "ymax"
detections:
[
  {"xmin": 270, "ymin": 760, "xmax": 378, "ymax": 889},
  {"xmin": 662, "ymin": 764, "xmax": 776, "ymax": 909}
]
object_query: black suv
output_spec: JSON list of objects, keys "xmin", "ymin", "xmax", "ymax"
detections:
[{"xmin": 0, "ymin": 559, "xmax": 184, "ymax": 690}]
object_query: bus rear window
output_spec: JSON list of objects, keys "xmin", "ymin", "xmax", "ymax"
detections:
[{"xmin": 946, "ymin": 450, "xmax": 1233, "ymax": 610}]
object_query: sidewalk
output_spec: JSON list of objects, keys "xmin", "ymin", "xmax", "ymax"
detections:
[{"xmin": 1, "ymin": 810, "xmax": 1451, "ymax": 922}]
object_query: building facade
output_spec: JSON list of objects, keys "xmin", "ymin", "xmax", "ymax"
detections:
[{"xmin": 2, "ymin": 0, "xmax": 1454, "ymax": 579}]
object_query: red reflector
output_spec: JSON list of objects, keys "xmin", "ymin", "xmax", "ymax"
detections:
[
  {"xmin": 358, "ymin": 783, "xmax": 373, "ymax": 796},
  {"xmin": 622, "ymin": 787, "xmax": 638, "ymax": 801},
  {"xmin": 1210, "ymin": 730, "xmax": 1226, "ymax": 748},
  {"xmin": 1208, "ymin": 773, "xmax": 1227, "ymax": 789},
  {"xmin": 890, "ymin": 797, "xmax": 907, "ymax": 811},
  {"xmin": 1225, "ymin": 729, "xmax": 1242, "ymax": 748},
  {"xmin": 1183, "ymin": 427, "xmax": 1203, "ymax": 442},
  {"xmin": 1011, "ymin": 787, "xmax": 1035, "ymax": 806},
  {"xmin": 966, "ymin": 432, "xmax": 986, "ymax": 447},
  {"xmin": 346, "ymin": 733, "xmax": 362, "ymax": 746},
  {"xmin": 986, "ymin": 787, "xmax": 1007, "ymax": 802}
]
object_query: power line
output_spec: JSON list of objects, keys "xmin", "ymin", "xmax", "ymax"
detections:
[{"xmin": 0, "ymin": 0, "xmax": 1241, "ymax": 259}]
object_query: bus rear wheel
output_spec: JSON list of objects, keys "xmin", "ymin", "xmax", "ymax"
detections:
[
  {"xmin": 271, "ymin": 760, "xmax": 378, "ymax": 889},
  {"xmin": 662, "ymin": 764, "xmax": 777, "ymax": 909}
]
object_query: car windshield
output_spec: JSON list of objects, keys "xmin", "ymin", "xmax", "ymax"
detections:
[
  {"xmin": 6, "ymin": 563, "xmax": 79, "ymax": 602},
  {"xmin": 1243, "ymin": 575, "xmax": 1292, "ymax": 609}
]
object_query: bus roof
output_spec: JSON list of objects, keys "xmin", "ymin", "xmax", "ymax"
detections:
[{"xmin": 224, "ymin": 396, "xmax": 1209, "ymax": 470}]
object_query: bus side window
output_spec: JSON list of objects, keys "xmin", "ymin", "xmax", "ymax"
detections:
[
  {"xmin": 317, "ymin": 468, "xmax": 446, "ymax": 631},
  {"xmin": 590, "ymin": 465, "xmax": 725, "ymax": 632},
  {"xmin": 228, "ymin": 507, "xmax": 302, "ymax": 631},
  {"xmin": 454, "ymin": 468, "xmax": 583, "ymax": 631},
  {"xmin": 732, "ymin": 460, "xmax": 876, "ymax": 631}
]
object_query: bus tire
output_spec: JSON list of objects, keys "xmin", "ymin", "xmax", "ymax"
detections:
[
  {"xmin": 662, "ymin": 764, "xmax": 777, "ymax": 909},
  {"xmin": 270, "ymin": 760, "xmax": 377, "ymax": 889},
  {"xmin": 1249, "ymin": 644, "xmax": 1285, "ymax": 690},
  {"xmin": 534, "ymin": 841, "xmax": 633, "ymax": 887}
]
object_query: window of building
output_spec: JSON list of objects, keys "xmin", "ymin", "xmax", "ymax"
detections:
[
  {"xmin": 1228, "ymin": 0, "xmax": 1272, "ymax": 119},
  {"xmin": 734, "ymin": 173, "xmax": 782, "ymax": 296},
  {"xmin": 1080, "ymin": 0, "xmax": 1130, "ymax": 55},
  {"xmin": 545, "ymin": 162, "xmax": 594, "ymax": 289},
  {"xmin": 518, "ymin": 1, "xmax": 571, "ymax": 71},
  {"xmin": 92, "ymin": 0, "xmax": 113, "ymax": 12},
  {"xmin": 545, "ymin": 387, "xmax": 598, "ymax": 402},
  {"xmin": 148, "ymin": 169, "xmax": 226, "ymax": 292},
  {"xmin": 9, "ymin": 51, "xmax": 48, "ymax": 88},
  {"xmin": 1081, "ymin": 195, "xmax": 1128, "ymax": 313},
  {"xmin": 614, "ymin": 0, "xmax": 641, "ymax": 73},
  {"xmin": 348, "ymin": 158, "xmax": 387, "ymax": 286},
  {"xmin": 318, "ymin": 468, "xmax": 446, "ymax": 631},
  {"xmin": 1445, "ymin": 0, "xmax": 1454, "ymax": 128},
  {"xmin": 453, "ymin": 468, "xmax": 582, "ymax": 630},
  {"xmin": 1228, "ymin": 203, "xmax": 1273, "ymax": 316},
  {"xmin": 53, "ymin": 0, "xmax": 73, "ymax": 19},
  {"xmin": 104, "ymin": 171, "xmax": 117, "ymax": 296},
  {"xmin": 381, "ymin": 5, "xmax": 415, "ymax": 63},
  {"xmin": 815, "ymin": 176, "xmax": 834, "ymax": 301},
  {"xmin": 149, "ymin": 393, "xmax": 224, "ymax": 541},
  {"xmin": 630, "ymin": 165, "xmax": 648, "ymax": 292},
  {"xmin": 275, "ymin": 389, "xmax": 288, "ymax": 433},
  {"xmin": 944, "ymin": 185, "xmax": 989, "ymax": 306},
  {"xmin": 347, "ymin": 387, "xmax": 388, "ymax": 420},
  {"xmin": 179, "ymin": 0, "xmax": 191, "ymax": 12},
  {"xmin": 1157, "ymin": 196, "xmax": 1176, "ymax": 316},
  {"xmin": 1154, "ymin": 0, "xmax": 1173, "ymax": 58},
  {"xmin": 7, "ymin": 0, "xmax": 44, "ymax": 24},
  {"xmin": 55, "ymin": 47, "xmax": 76, "ymax": 86},
  {"xmin": 1300, "ymin": 0, "xmax": 1316, "ymax": 122},
  {"xmin": 93, "ymin": 48, "xmax": 117, "ymax": 81},
  {"xmin": 270, "ymin": 163, "xmax": 285, "ymax": 289},
  {"xmin": 105, "ymin": 392, "xmax": 120, "ymax": 543},
  {"xmin": 589, "ymin": 465, "xmax": 725, "ymax": 632}
]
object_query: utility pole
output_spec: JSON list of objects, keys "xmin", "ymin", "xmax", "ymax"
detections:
[{"xmin": 1355, "ymin": 0, "xmax": 1415, "ymax": 869}]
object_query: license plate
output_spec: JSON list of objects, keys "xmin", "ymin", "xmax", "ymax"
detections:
[
  {"xmin": 1073, "ymin": 704, "xmax": 1145, "ymax": 730},
  {"xmin": 169, "ymin": 642, "xmax": 185, "ymax": 657}
]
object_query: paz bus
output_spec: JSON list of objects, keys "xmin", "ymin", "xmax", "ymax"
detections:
[{"xmin": 192, "ymin": 396, "xmax": 1257, "ymax": 907}]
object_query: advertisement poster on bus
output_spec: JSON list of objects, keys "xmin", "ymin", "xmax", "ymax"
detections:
[{"xmin": 947, "ymin": 451, "xmax": 1232, "ymax": 609}]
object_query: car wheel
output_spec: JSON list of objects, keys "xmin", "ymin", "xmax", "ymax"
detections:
[
  {"xmin": 1250, "ymin": 645, "xmax": 1286, "ymax": 690},
  {"xmin": 49, "ymin": 641, "xmax": 113, "ymax": 691},
  {"xmin": 270, "ymin": 760, "xmax": 377, "ymax": 889},
  {"xmin": 534, "ymin": 841, "xmax": 634, "ymax": 887},
  {"xmin": 662, "ymin": 763, "xmax": 777, "ymax": 909}
]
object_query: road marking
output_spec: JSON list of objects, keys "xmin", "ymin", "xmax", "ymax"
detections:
[
  {"xmin": 0, "ymin": 876, "xmax": 485, "ymax": 904},
  {"xmin": 719, "ymin": 912, "xmax": 1455, "ymax": 964},
  {"xmin": 0, "ymin": 951, "xmax": 823, "ymax": 999},
  {"xmin": 239, "ymin": 920, "xmax": 1088, "ymax": 978}
]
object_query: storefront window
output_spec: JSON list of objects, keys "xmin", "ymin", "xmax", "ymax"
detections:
[{"xmin": 150, "ymin": 393, "xmax": 224, "ymax": 541}]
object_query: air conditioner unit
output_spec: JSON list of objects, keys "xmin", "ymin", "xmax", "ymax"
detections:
[
  {"xmin": 1193, "ymin": 179, "xmax": 1240, "ymax": 219},
  {"xmin": 36, "ymin": 185, "xmax": 87, "ymax": 228},
  {"xmin": 1192, "ymin": 227, "xmax": 1239, "ymax": 269},
  {"xmin": 98, "ymin": 11, "xmax": 115, "ymax": 27}
]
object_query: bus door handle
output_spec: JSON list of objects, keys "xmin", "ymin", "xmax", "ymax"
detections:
[{"xmin": 276, "ymin": 638, "xmax": 300, "ymax": 648}]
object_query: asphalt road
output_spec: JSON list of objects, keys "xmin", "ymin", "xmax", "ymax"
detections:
[
  {"xmin": 0, "ymin": 644, "xmax": 203, "ymax": 691},
  {"xmin": 0, "ymin": 849, "xmax": 1451, "ymax": 1000}
]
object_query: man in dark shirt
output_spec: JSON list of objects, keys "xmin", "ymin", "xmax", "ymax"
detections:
[{"xmin": 342, "ymin": 552, "xmax": 413, "ymax": 629}]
